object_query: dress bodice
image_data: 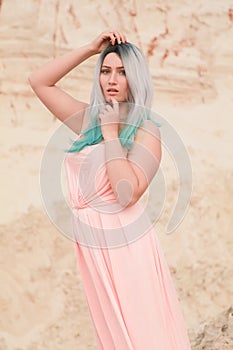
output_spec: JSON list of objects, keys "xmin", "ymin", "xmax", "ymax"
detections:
[{"xmin": 64, "ymin": 143, "xmax": 122, "ymax": 213}]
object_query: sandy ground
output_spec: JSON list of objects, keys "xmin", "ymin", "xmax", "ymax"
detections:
[{"xmin": 1, "ymin": 0, "xmax": 233, "ymax": 348}]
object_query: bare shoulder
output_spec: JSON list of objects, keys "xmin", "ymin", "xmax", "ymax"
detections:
[
  {"xmin": 127, "ymin": 119, "xmax": 162, "ymax": 182},
  {"xmin": 135, "ymin": 119, "xmax": 161, "ymax": 144},
  {"xmin": 130, "ymin": 119, "xmax": 161, "ymax": 162}
]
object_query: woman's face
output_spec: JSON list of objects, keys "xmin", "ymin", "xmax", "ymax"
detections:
[{"xmin": 99, "ymin": 52, "xmax": 129, "ymax": 103}]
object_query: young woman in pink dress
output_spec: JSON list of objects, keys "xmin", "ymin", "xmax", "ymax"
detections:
[{"xmin": 29, "ymin": 30, "xmax": 191, "ymax": 349}]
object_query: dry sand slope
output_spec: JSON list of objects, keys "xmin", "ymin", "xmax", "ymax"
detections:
[
  {"xmin": 0, "ymin": 0, "xmax": 233, "ymax": 349},
  {"xmin": 0, "ymin": 187, "xmax": 232, "ymax": 350}
]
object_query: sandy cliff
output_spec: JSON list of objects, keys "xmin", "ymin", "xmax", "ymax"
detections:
[{"xmin": 0, "ymin": 0, "xmax": 232, "ymax": 349}]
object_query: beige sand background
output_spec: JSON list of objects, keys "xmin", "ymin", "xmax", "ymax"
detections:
[{"xmin": 0, "ymin": 0, "xmax": 233, "ymax": 349}]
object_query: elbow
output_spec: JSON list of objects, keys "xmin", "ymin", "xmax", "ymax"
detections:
[
  {"xmin": 115, "ymin": 180, "xmax": 140, "ymax": 208},
  {"xmin": 126, "ymin": 191, "xmax": 140, "ymax": 207},
  {"xmin": 118, "ymin": 193, "xmax": 139, "ymax": 208},
  {"xmin": 28, "ymin": 72, "xmax": 46, "ymax": 91},
  {"xmin": 28, "ymin": 73, "xmax": 37, "ymax": 90}
]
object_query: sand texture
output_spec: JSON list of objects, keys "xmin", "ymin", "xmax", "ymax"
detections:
[{"xmin": 0, "ymin": 0, "xmax": 233, "ymax": 349}]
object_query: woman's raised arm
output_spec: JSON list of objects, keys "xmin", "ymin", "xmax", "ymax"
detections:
[
  {"xmin": 28, "ymin": 31, "xmax": 126, "ymax": 134},
  {"xmin": 28, "ymin": 44, "xmax": 97, "ymax": 133}
]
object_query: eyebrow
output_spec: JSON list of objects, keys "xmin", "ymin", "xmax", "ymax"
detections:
[{"xmin": 101, "ymin": 65, "xmax": 125, "ymax": 69}]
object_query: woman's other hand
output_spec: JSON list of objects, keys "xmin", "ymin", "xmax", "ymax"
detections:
[
  {"xmin": 91, "ymin": 31, "xmax": 127, "ymax": 54},
  {"xmin": 99, "ymin": 97, "xmax": 120, "ymax": 140}
]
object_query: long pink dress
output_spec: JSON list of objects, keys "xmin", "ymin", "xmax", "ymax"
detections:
[{"xmin": 64, "ymin": 140, "xmax": 191, "ymax": 350}]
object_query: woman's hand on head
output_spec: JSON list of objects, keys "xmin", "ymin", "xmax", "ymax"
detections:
[
  {"xmin": 99, "ymin": 97, "xmax": 120, "ymax": 140},
  {"xmin": 91, "ymin": 31, "xmax": 127, "ymax": 54}
]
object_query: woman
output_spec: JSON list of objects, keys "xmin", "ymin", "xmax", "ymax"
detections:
[{"xmin": 29, "ymin": 31, "xmax": 191, "ymax": 349}]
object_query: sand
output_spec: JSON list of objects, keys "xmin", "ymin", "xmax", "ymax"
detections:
[{"xmin": 0, "ymin": 0, "xmax": 233, "ymax": 348}]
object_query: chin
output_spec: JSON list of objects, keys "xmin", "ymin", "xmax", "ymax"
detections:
[{"xmin": 104, "ymin": 96, "xmax": 125, "ymax": 104}]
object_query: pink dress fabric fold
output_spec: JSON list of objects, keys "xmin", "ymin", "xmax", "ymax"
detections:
[{"xmin": 64, "ymin": 140, "xmax": 191, "ymax": 350}]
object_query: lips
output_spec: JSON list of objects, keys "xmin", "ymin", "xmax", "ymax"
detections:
[{"xmin": 107, "ymin": 88, "xmax": 119, "ymax": 93}]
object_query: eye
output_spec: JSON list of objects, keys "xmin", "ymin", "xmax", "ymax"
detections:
[
  {"xmin": 100, "ymin": 69, "xmax": 110, "ymax": 75},
  {"xmin": 119, "ymin": 70, "xmax": 126, "ymax": 76}
]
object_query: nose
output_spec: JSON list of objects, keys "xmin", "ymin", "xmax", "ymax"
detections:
[{"xmin": 108, "ymin": 71, "xmax": 117, "ymax": 84}]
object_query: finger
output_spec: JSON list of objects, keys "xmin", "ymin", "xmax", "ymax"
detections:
[
  {"xmin": 100, "ymin": 104, "xmax": 109, "ymax": 114},
  {"xmin": 109, "ymin": 32, "xmax": 116, "ymax": 45},
  {"xmin": 105, "ymin": 104, "xmax": 113, "ymax": 112},
  {"xmin": 118, "ymin": 32, "xmax": 127, "ymax": 43},
  {"xmin": 110, "ymin": 96, "xmax": 118, "ymax": 104},
  {"xmin": 110, "ymin": 97, "xmax": 119, "ymax": 114},
  {"xmin": 121, "ymin": 33, "xmax": 127, "ymax": 43},
  {"xmin": 101, "ymin": 31, "xmax": 126, "ymax": 45},
  {"xmin": 99, "ymin": 112, "xmax": 104, "ymax": 120},
  {"xmin": 100, "ymin": 32, "xmax": 113, "ymax": 43},
  {"xmin": 113, "ymin": 31, "xmax": 121, "ymax": 44}
]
